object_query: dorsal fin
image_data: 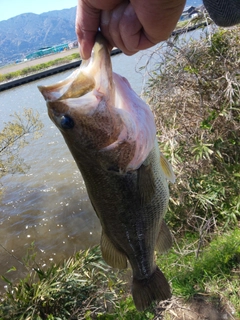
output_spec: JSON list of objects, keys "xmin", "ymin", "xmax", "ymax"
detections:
[{"xmin": 160, "ymin": 153, "xmax": 176, "ymax": 183}]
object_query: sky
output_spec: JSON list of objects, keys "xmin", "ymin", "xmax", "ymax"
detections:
[
  {"xmin": 0, "ymin": 0, "xmax": 203, "ymax": 22},
  {"xmin": 0, "ymin": 0, "xmax": 78, "ymax": 21}
]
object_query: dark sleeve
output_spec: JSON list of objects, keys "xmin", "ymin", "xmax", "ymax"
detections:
[{"xmin": 203, "ymin": 0, "xmax": 240, "ymax": 26}]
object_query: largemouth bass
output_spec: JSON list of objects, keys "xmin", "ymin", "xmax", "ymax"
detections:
[{"xmin": 38, "ymin": 33, "xmax": 175, "ymax": 311}]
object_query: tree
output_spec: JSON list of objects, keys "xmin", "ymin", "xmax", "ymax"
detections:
[{"xmin": 0, "ymin": 108, "xmax": 43, "ymax": 185}]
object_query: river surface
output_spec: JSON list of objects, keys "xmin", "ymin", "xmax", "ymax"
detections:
[{"xmin": 0, "ymin": 29, "xmax": 205, "ymax": 290}]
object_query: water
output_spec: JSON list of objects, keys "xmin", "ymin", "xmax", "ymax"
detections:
[{"xmin": 0, "ymin": 28, "xmax": 206, "ymax": 289}]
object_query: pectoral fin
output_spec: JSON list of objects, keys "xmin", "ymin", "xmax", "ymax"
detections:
[
  {"xmin": 137, "ymin": 163, "xmax": 155, "ymax": 205},
  {"xmin": 101, "ymin": 231, "xmax": 127, "ymax": 269},
  {"xmin": 160, "ymin": 153, "xmax": 176, "ymax": 183},
  {"xmin": 155, "ymin": 220, "xmax": 173, "ymax": 253}
]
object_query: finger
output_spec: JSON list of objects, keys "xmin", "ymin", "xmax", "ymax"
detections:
[
  {"xmin": 119, "ymin": 4, "xmax": 145, "ymax": 53},
  {"xmin": 101, "ymin": 11, "xmax": 114, "ymax": 48},
  {"xmin": 76, "ymin": 0, "xmax": 101, "ymax": 59},
  {"xmin": 103, "ymin": 3, "xmax": 128, "ymax": 52},
  {"xmin": 131, "ymin": 0, "xmax": 186, "ymax": 48},
  {"xmin": 101, "ymin": 2, "xmax": 138, "ymax": 55}
]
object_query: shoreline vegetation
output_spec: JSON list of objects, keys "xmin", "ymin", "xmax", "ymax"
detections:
[
  {"xmin": 1, "ymin": 21, "xmax": 240, "ymax": 319},
  {"xmin": 0, "ymin": 52, "xmax": 81, "ymax": 84}
]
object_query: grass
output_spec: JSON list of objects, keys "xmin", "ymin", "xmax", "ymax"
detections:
[
  {"xmin": 0, "ymin": 245, "xmax": 157, "ymax": 320},
  {"xmin": 158, "ymin": 230, "xmax": 240, "ymax": 306},
  {"xmin": 145, "ymin": 25, "xmax": 240, "ymax": 231},
  {"xmin": 0, "ymin": 246, "xmax": 126, "ymax": 320},
  {"xmin": 0, "ymin": 231, "xmax": 239, "ymax": 319},
  {"xmin": 0, "ymin": 52, "xmax": 80, "ymax": 83},
  {"xmin": 144, "ymin": 23, "xmax": 240, "ymax": 318}
]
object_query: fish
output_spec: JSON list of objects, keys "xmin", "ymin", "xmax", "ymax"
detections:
[{"xmin": 38, "ymin": 33, "xmax": 175, "ymax": 311}]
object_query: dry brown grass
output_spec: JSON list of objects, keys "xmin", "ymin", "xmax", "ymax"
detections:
[
  {"xmin": 155, "ymin": 296, "xmax": 235, "ymax": 320},
  {"xmin": 143, "ymin": 25, "xmax": 240, "ymax": 234}
]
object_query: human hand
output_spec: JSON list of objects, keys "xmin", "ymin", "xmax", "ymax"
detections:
[{"xmin": 76, "ymin": 0, "xmax": 186, "ymax": 59}]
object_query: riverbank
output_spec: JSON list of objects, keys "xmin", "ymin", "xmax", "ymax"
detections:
[
  {"xmin": 0, "ymin": 48, "xmax": 121, "ymax": 92},
  {"xmin": 0, "ymin": 48, "xmax": 80, "ymax": 75}
]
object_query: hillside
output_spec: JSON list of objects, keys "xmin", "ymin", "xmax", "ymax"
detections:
[{"xmin": 0, "ymin": 7, "xmax": 77, "ymax": 64}]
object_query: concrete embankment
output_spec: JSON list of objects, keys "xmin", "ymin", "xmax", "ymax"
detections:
[{"xmin": 0, "ymin": 48, "xmax": 121, "ymax": 92}]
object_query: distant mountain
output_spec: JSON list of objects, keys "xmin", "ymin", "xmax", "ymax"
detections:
[{"xmin": 0, "ymin": 7, "xmax": 77, "ymax": 64}]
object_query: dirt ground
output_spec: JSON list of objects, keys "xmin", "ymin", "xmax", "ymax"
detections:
[
  {"xmin": 0, "ymin": 48, "xmax": 80, "ymax": 75},
  {"xmin": 156, "ymin": 296, "xmax": 237, "ymax": 320}
]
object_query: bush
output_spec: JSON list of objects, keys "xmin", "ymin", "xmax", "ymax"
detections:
[
  {"xmin": 144, "ymin": 26, "xmax": 240, "ymax": 233},
  {"xmin": 0, "ymin": 247, "xmax": 126, "ymax": 320},
  {"xmin": 0, "ymin": 108, "xmax": 43, "ymax": 179}
]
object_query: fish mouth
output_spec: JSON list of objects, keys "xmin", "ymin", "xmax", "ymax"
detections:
[
  {"xmin": 38, "ymin": 33, "xmax": 113, "ymax": 103},
  {"xmin": 38, "ymin": 33, "xmax": 122, "ymax": 153}
]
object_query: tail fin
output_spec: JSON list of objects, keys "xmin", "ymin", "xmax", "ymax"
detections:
[{"xmin": 132, "ymin": 267, "xmax": 171, "ymax": 311}]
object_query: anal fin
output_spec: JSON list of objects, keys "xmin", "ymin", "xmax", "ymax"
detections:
[
  {"xmin": 101, "ymin": 231, "xmax": 127, "ymax": 269},
  {"xmin": 156, "ymin": 220, "xmax": 173, "ymax": 253},
  {"xmin": 138, "ymin": 163, "xmax": 155, "ymax": 204}
]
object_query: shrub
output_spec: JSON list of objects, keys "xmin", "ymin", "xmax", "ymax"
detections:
[
  {"xmin": 0, "ymin": 247, "xmax": 126, "ymax": 320},
  {"xmin": 145, "ymin": 25, "xmax": 240, "ymax": 233}
]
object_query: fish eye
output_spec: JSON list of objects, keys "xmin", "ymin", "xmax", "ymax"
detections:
[{"xmin": 60, "ymin": 115, "xmax": 74, "ymax": 129}]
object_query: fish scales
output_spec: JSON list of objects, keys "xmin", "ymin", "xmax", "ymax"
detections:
[
  {"xmin": 39, "ymin": 33, "xmax": 175, "ymax": 311},
  {"xmin": 83, "ymin": 148, "xmax": 164, "ymax": 275}
]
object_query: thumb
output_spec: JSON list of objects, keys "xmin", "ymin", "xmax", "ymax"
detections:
[{"xmin": 76, "ymin": 0, "xmax": 101, "ymax": 59}]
